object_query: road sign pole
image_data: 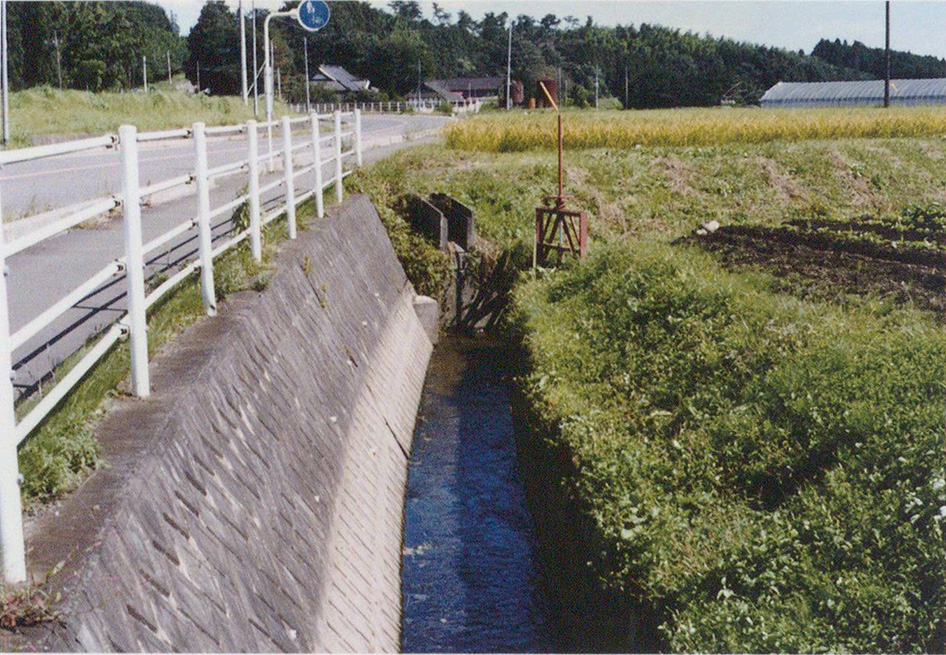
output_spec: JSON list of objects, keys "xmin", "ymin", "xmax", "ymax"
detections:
[{"xmin": 304, "ymin": 37, "xmax": 311, "ymax": 113}]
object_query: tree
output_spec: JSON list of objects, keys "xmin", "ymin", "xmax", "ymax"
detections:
[{"xmin": 185, "ymin": 1, "xmax": 240, "ymax": 94}]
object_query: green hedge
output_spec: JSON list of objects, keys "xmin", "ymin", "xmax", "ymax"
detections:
[{"xmin": 511, "ymin": 239, "xmax": 946, "ymax": 652}]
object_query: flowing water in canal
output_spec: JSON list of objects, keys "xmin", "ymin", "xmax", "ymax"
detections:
[{"xmin": 401, "ymin": 336, "xmax": 556, "ymax": 652}]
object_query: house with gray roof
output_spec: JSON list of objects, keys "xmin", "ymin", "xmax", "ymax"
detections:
[{"xmin": 310, "ymin": 65, "xmax": 376, "ymax": 96}]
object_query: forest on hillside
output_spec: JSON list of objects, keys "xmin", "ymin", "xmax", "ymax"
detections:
[{"xmin": 6, "ymin": 1, "xmax": 946, "ymax": 107}]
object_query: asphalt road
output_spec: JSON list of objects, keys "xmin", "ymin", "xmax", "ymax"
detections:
[{"xmin": 3, "ymin": 112, "xmax": 449, "ymax": 400}]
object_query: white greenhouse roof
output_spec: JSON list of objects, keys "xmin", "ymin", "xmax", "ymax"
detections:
[{"xmin": 760, "ymin": 78, "xmax": 946, "ymax": 104}]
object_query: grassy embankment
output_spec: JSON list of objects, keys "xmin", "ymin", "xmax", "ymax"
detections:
[
  {"xmin": 351, "ymin": 107, "xmax": 946, "ymax": 652},
  {"xmin": 6, "ymin": 85, "xmax": 293, "ymax": 146}
]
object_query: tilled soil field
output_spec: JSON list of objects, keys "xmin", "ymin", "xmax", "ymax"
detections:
[{"xmin": 686, "ymin": 217, "xmax": 946, "ymax": 316}]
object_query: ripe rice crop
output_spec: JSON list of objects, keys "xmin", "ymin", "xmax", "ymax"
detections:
[{"xmin": 446, "ymin": 106, "xmax": 946, "ymax": 151}]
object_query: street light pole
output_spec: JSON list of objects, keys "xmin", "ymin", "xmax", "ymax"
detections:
[
  {"xmin": 239, "ymin": 0, "xmax": 248, "ymax": 104},
  {"xmin": 252, "ymin": 1, "xmax": 258, "ymax": 116},
  {"xmin": 264, "ymin": 8, "xmax": 297, "ymax": 170}
]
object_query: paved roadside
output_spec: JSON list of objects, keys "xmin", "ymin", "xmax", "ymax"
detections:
[{"xmin": 5, "ymin": 114, "xmax": 447, "ymax": 399}]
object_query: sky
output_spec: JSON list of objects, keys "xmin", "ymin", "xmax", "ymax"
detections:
[{"xmin": 157, "ymin": 1, "xmax": 946, "ymax": 61}]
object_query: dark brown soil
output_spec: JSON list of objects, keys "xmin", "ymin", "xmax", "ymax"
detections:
[{"xmin": 684, "ymin": 223, "xmax": 946, "ymax": 317}]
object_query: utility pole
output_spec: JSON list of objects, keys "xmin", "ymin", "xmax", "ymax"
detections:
[
  {"xmin": 239, "ymin": 0, "xmax": 248, "ymax": 104},
  {"xmin": 277, "ymin": 66, "xmax": 282, "ymax": 102},
  {"xmin": 142, "ymin": 55, "xmax": 147, "ymax": 93},
  {"xmin": 304, "ymin": 36, "xmax": 310, "ymax": 113},
  {"xmin": 166, "ymin": 50, "xmax": 172, "ymax": 88},
  {"xmin": 252, "ymin": 1, "xmax": 258, "ymax": 115},
  {"xmin": 54, "ymin": 32, "xmax": 63, "ymax": 90},
  {"xmin": 2, "ymin": 0, "xmax": 9, "ymax": 145},
  {"xmin": 505, "ymin": 17, "xmax": 513, "ymax": 109},
  {"xmin": 884, "ymin": 0, "xmax": 891, "ymax": 108},
  {"xmin": 417, "ymin": 59, "xmax": 421, "ymax": 104},
  {"xmin": 196, "ymin": 61, "xmax": 200, "ymax": 94},
  {"xmin": 624, "ymin": 64, "xmax": 628, "ymax": 109},
  {"xmin": 595, "ymin": 67, "xmax": 599, "ymax": 110}
]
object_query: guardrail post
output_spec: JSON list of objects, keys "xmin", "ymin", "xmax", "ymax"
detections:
[
  {"xmin": 354, "ymin": 108, "xmax": 362, "ymax": 167},
  {"xmin": 246, "ymin": 120, "xmax": 262, "ymax": 262},
  {"xmin": 333, "ymin": 110, "xmax": 343, "ymax": 203},
  {"xmin": 281, "ymin": 116, "xmax": 297, "ymax": 239},
  {"xmin": 119, "ymin": 125, "xmax": 150, "ymax": 399},
  {"xmin": 311, "ymin": 113, "xmax": 324, "ymax": 219},
  {"xmin": 192, "ymin": 122, "xmax": 217, "ymax": 316},
  {"xmin": 0, "ymin": 186, "xmax": 26, "ymax": 584}
]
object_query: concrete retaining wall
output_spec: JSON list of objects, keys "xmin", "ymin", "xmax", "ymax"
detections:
[{"xmin": 24, "ymin": 195, "xmax": 432, "ymax": 652}]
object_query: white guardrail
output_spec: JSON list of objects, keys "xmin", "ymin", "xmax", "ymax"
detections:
[
  {"xmin": 303, "ymin": 98, "xmax": 482, "ymax": 116},
  {"xmin": 0, "ymin": 109, "xmax": 364, "ymax": 582}
]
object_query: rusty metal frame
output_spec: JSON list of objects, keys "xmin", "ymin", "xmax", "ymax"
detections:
[{"xmin": 534, "ymin": 206, "xmax": 587, "ymax": 266}]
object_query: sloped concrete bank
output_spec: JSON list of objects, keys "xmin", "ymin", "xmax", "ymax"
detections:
[{"xmin": 23, "ymin": 195, "xmax": 435, "ymax": 652}]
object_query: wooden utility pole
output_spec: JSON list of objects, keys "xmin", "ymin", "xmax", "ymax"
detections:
[
  {"xmin": 54, "ymin": 32, "xmax": 63, "ymax": 89},
  {"xmin": 506, "ymin": 18, "xmax": 513, "ymax": 109},
  {"xmin": 884, "ymin": 0, "xmax": 891, "ymax": 108},
  {"xmin": 166, "ymin": 50, "xmax": 172, "ymax": 88},
  {"xmin": 624, "ymin": 65, "xmax": 628, "ymax": 109},
  {"xmin": 142, "ymin": 55, "xmax": 147, "ymax": 93}
]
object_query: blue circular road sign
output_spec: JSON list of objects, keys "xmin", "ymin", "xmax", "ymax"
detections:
[{"xmin": 298, "ymin": 0, "xmax": 330, "ymax": 31}]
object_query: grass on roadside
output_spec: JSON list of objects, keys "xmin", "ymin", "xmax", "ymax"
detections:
[
  {"xmin": 446, "ymin": 106, "xmax": 946, "ymax": 152},
  {"xmin": 16, "ymin": 204, "xmax": 310, "ymax": 508},
  {"xmin": 7, "ymin": 86, "xmax": 293, "ymax": 146}
]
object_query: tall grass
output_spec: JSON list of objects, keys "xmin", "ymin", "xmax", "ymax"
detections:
[
  {"xmin": 446, "ymin": 106, "xmax": 946, "ymax": 151},
  {"xmin": 8, "ymin": 86, "xmax": 292, "ymax": 145}
]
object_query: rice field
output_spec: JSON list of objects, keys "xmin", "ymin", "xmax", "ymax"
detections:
[{"xmin": 446, "ymin": 106, "xmax": 946, "ymax": 151}]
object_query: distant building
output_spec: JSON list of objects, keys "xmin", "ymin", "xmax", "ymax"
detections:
[
  {"xmin": 760, "ymin": 78, "xmax": 946, "ymax": 108},
  {"xmin": 421, "ymin": 80, "xmax": 465, "ymax": 104},
  {"xmin": 425, "ymin": 76, "xmax": 504, "ymax": 101},
  {"xmin": 310, "ymin": 65, "xmax": 376, "ymax": 95}
]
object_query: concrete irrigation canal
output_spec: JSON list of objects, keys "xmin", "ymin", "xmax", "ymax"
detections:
[{"xmin": 400, "ymin": 337, "xmax": 555, "ymax": 652}]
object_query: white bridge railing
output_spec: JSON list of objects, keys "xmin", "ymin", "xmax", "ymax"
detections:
[{"xmin": 0, "ymin": 109, "xmax": 364, "ymax": 583}]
